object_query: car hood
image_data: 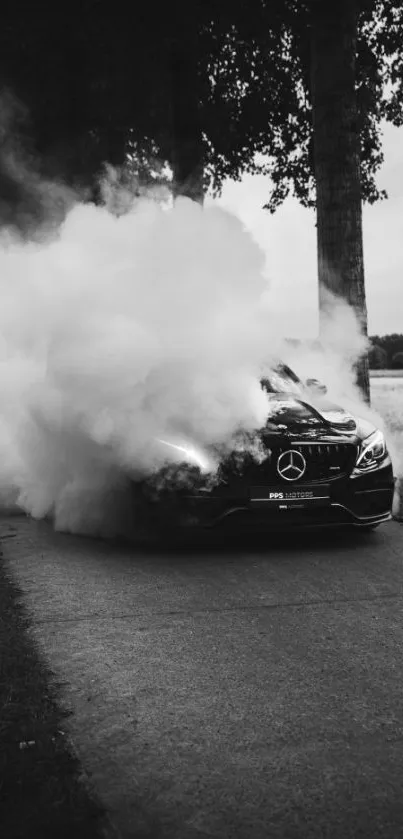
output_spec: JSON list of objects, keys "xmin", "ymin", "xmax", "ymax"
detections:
[{"xmin": 263, "ymin": 393, "xmax": 359, "ymax": 439}]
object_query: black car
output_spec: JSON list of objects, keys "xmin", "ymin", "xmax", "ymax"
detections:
[{"xmin": 133, "ymin": 364, "xmax": 395, "ymax": 533}]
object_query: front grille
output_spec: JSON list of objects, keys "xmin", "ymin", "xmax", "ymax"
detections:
[
  {"xmin": 217, "ymin": 442, "xmax": 357, "ymax": 489},
  {"xmin": 283, "ymin": 443, "xmax": 357, "ymax": 482}
]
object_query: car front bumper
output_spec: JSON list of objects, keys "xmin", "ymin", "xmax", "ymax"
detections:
[{"xmin": 170, "ymin": 461, "xmax": 395, "ymax": 531}]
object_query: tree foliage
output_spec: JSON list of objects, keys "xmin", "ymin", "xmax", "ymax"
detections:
[
  {"xmin": 391, "ymin": 352, "xmax": 403, "ymax": 368},
  {"xmin": 0, "ymin": 1, "xmax": 402, "ymax": 205},
  {"xmin": 368, "ymin": 344, "xmax": 388, "ymax": 369},
  {"xmin": 199, "ymin": 0, "xmax": 403, "ymax": 209},
  {"xmin": 370, "ymin": 334, "xmax": 403, "ymax": 367}
]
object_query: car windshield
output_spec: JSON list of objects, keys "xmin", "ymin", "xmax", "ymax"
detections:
[{"xmin": 261, "ymin": 364, "xmax": 303, "ymax": 395}]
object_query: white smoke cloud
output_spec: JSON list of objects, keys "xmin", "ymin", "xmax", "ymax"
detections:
[
  {"xmin": 0, "ymin": 187, "xmax": 399, "ymax": 535},
  {"xmin": 0, "ymin": 196, "xmax": 285, "ymax": 533}
]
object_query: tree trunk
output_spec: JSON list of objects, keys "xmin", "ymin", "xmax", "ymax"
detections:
[
  {"xmin": 310, "ymin": 0, "xmax": 370, "ymax": 402},
  {"xmin": 170, "ymin": 40, "xmax": 204, "ymax": 204}
]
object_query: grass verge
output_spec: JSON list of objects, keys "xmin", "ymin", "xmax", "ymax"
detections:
[{"xmin": 0, "ymin": 545, "xmax": 107, "ymax": 839}]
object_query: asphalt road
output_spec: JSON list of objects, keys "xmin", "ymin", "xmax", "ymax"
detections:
[{"xmin": 2, "ymin": 515, "xmax": 403, "ymax": 839}]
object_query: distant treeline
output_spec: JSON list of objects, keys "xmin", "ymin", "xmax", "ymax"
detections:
[
  {"xmin": 285, "ymin": 335, "xmax": 403, "ymax": 370},
  {"xmin": 369, "ymin": 334, "xmax": 403, "ymax": 369}
]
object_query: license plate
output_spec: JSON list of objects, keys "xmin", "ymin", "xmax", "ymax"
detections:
[{"xmin": 249, "ymin": 485, "xmax": 330, "ymax": 509}]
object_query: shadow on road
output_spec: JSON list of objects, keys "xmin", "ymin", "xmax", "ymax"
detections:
[
  {"xmin": 1, "ymin": 511, "xmax": 392, "ymax": 569},
  {"xmin": 125, "ymin": 522, "xmax": 384, "ymax": 559}
]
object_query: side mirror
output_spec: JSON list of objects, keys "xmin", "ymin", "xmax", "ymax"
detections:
[{"xmin": 305, "ymin": 378, "xmax": 327, "ymax": 395}]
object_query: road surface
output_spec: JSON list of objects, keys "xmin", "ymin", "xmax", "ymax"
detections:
[{"xmin": 2, "ymin": 515, "xmax": 403, "ymax": 838}]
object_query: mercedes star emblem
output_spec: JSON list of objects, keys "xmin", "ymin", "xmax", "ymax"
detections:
[{"xmin": 277, "ymin": 449, "xmax": 306, "ymax": 481}]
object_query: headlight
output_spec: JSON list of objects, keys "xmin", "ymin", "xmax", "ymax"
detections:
[
  {"xmin": 156, "ymin": 438, "xmax": 214, "ymax": 474},
  {"xmin": 355, "ymin": 429, "xmax": 387, "ymax": 472}
]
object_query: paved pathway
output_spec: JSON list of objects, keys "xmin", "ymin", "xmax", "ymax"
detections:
[{"xmin": 2, "ymin": 516, "xmax": 403, "ymax": 838}]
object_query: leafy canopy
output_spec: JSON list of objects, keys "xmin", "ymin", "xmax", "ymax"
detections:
[{"xmin": 0, "ymin": 1, "xmax": 402, "ymax": 206}]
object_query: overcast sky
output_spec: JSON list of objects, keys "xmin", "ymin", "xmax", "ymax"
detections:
[{"xmin": 213, "ymin": 122, "xmax": 402, "ymax": 338}]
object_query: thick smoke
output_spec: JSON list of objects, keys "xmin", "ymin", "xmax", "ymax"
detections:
[
  {"xmin": 0, "ymin": 174, "xmax": 399, "ymax": 534},
  {"xmin": 0, "ymin": 196, "xmax": 287, "ymax": 534}
]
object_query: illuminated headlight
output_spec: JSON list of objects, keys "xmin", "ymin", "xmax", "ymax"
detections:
[
  {"xmin": 354, "ymin": 429, "xmax": 387, "ymax": 473},
  {"xmin": 157, "ymin": 438, "xmax": 214, "ymax": 474}
]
